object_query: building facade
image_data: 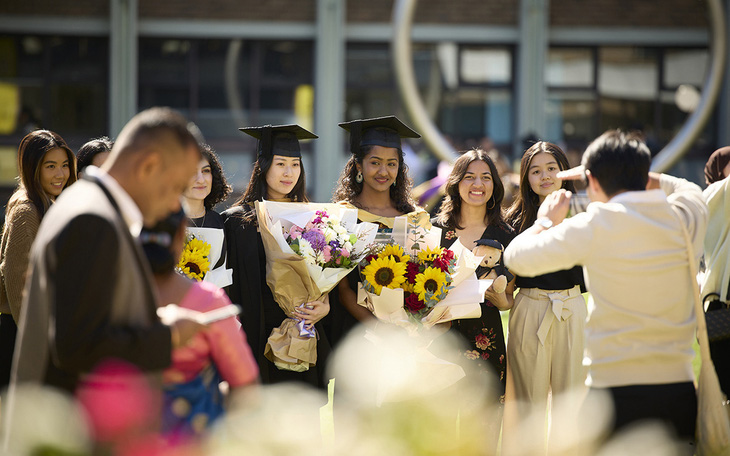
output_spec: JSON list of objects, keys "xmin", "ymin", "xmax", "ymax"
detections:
[{"xmin": 0, "ymin": 0, "xmax": 728, "ymax": 203}]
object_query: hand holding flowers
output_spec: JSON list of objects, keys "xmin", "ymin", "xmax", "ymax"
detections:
[
  {"xmin": 356, "ymin": 217, "xmax": 489, "ymax": 333},
  {"xmin": 255, "ymin": 201, "xmax": 377, "ymax": 372}
]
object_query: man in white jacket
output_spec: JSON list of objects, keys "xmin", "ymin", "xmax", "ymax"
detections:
[{"xmin": 504, "ymin": 130, "xmax": 707, "ymax": 448}]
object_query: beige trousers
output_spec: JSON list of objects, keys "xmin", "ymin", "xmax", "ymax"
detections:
[{"xmin": 503, "ymin": 286, "xmax": 588, "ymax": 455}]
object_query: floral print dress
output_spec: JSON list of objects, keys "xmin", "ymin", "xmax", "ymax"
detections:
[{"xmin": 436, "ymin": 222, "xmax": 514, "ymax": 404}]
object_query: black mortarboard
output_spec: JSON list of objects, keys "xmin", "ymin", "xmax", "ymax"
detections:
[
  {"xmin": 239, "ymin": 124, "xmax": 318, "ymax": 158},
  {"xmin": 474, "ymin": 239, "xmax": 504, "ymax": 250},
  {"xmin": 338, "ymin": 116, "xmax": 420, "ymax": 155}
]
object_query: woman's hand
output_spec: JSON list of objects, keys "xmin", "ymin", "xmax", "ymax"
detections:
[
  {"xmin": 294, "ymin": 294, "xmax": 330, "ymax": 326},
  {"xmin": 484, "ymin": 276, "xmax": 515, "ymax": 311}
]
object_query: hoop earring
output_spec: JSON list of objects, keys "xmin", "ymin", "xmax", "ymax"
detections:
[
  {"xmin": 356, "ymin": 171, "xmax": 363, "ymax": 183},
  {"xmin": 487, "ymin": 198, "xmax": 495, "ymax": 210},
  {"xmin": 392, "ymin": 179, "xmax": 396, "ymax": 187}
]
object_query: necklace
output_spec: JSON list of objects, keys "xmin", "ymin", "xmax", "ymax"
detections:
[{"xmin": 190, "ymin": 210, "xmax": 207, "ymax": 228}]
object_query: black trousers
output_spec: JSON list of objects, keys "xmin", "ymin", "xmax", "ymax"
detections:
[
  {"xmin": 593, "ymin": 382, "xmax": 697, "ymax": 441},
  {"xmin": 0, "ymin": 313, "xmax": 17, "ymax": 389}
]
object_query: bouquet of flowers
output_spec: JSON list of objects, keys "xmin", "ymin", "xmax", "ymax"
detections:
[
  {"xmin": 177, "ymin": 234, "xmax": 211, "ymax": 281},
  {"xmin": 356, "ymin": 215, "xmax": 488, "ymax": 332},
  {"xmin": 255, "ymin": 201, "xmax": 378, "ymax": 372}
]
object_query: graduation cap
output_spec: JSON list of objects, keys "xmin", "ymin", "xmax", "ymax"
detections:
[
  {"xmin": 239, "ymin": 124, "xmax": 318, "ymax": 158},
  {"xmin": 338, "ymin": 116, "xmax": 420, "ymax": 155}
]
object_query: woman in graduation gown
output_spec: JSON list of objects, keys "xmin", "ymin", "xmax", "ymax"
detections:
[
  {"xmin": 182, "ymin": 144, "xmax": 233, "ymax": 288},
  {"xmin": 327, "ymin": 116, "xmax": 427, "ymax": 348},
  {"xmin": 223, "ymin": 125, "xmax": 331, "ymax": 388}
]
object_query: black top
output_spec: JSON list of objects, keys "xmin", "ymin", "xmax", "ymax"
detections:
[
  {"xmin": 515, "ymin": 266, "xmax": 586, "ymax": 292},
  {"xmin": 189, "ymin": 209, "xmax": 226, "ymax": 269}
]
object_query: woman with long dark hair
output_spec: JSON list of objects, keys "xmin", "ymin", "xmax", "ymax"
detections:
[
  {"xmin": 182, "ymin": 144, "xmax": 233, "ymax": 287},
  {"xmin": 328, "ymin": 116, "xmax": 425, "ymax": 347},
  {"xmin": 503, "ymin": 141, "xmax": 586, "ymax": 453},
  {"xmin": 0, "ymin": 130, "xmax": 77, "ymax": 386},
  {"xmin": 432, "ymin": 148, "xmax": 515, "ymax": 445},
  {"xmin": 223, "ymin": 124, "xmax": 331, "ymax": 387}
]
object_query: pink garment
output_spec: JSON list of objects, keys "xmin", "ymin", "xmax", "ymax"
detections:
[{"xmin": 162, "ymin": 281, "xmax": 258, "ymax": 387}]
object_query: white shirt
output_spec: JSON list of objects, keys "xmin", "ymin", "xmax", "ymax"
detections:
[
  {"xmin": 84, "ymin": 166, "xmax": 144, "ymax": 237},
  {"xmin": 504, "ymin": 174, "xmax": 708, "ymax": 388}
]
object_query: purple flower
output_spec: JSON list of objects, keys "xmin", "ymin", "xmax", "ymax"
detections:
[{"xmin": 302, "ymin": 229, "xmax": 326, "ymax": 251}]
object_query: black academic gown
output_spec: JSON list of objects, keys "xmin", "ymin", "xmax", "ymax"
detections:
[{"xmin": 222, "ymin": 205, "xmax": 330, "ymax": 388}]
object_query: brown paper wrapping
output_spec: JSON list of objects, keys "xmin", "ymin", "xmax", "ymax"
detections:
[{"xmin": 256, "ymin": 202, "xmax": 324, "ymax": 372}]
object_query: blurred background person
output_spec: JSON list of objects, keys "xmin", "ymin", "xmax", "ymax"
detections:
[
  {"xmin": 0, "ymin": 130, "xmax": 76, "ymax": 389},
  {"xmin": 701, "ymin": 146, "xmax": 730, "ymax": 396},
  {"xmin": 182, "ymin": 144, "xmax": 233, "ymax": 288},
  {"xmin": 76, "ymin": 136, "xmax": 113, "ymax": 178}
]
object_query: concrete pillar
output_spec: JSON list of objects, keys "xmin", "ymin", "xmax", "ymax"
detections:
[
  {"xmin": 515, "ymin": 0, "xmax": 549, "ymax": 156},
  {"xmin": 313, "ymin": 0, "xmax": 346, "ymax": 203},
  {"xmin": 109, "ymin": 0, "xmax": 138, "ymax": 136}
]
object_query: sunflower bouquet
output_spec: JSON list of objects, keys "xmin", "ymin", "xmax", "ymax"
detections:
[
  {"xmin": 177, "ymin": 234, "xmax": 211, "ymax": 281},
  {"xmin": 255, "ymin": 201, "xmax": 378, "ymax": 372},
  {"xmin": 357, "ymin": 218, "xmax": 488, "ymax": 332}
]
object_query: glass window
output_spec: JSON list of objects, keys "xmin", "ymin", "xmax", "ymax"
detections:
[
  {"xmin": 547, "ymin": 48, "xmax": 594, "ymax": 88},
  {"xmin": 0, "ymin": 34, "xmax": 108, "ymax": 149},
  {"xmin": 546, "ymin": 92, "xmax": 597, "ymax": 143},
  {"xmin": 663, "ymin": 48, "xmax": 708, "ymax": 88},
  {"xmin": 598, "ymin": 47, "xmax": 659, "ymax": 100},
  {"xmin": 459, "ymin": 47, "xmax": 511, "ymax": 85}
]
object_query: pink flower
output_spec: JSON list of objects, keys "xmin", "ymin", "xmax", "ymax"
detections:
[
  {"xmin": 335, "ymin": 256, "xmax": 342, "ymax": 265},
  {"xmin": 289, "ymin": 225, "xmax": 302, "ymax": 239},
  {"xmin": 340, "ymin": 248, "xmax": 350, "ymax": 258},
  {"xmin": 322, "ymin": 245, "xmax": 332, "ymax": 262}
]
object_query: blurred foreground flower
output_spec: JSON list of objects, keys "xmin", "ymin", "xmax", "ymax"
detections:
[{"xmin": 4, "ymin": 384, "xmax": 91, "ymax": 456}]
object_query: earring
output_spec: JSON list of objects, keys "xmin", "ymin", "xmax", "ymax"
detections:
[
  {"xmin": 392, "ymin": 179, "xmax": 397, "ymax": 187},
  {"xmin": 355, "ymin": 171, "xmax": 363, "ymax": 183},
  {"xmin": 487, "ymin": 198, "xmax": 495, "ymax": 210}
]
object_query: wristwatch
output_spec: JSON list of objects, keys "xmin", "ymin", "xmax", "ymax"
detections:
[{"xmin": 534, "ymin": 217, "xmax": 553, "ymax": 230}]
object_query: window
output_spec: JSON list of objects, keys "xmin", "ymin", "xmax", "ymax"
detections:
[{"xmin": 0, "ymin": 34, "xmax": 108, "ymax": 151}]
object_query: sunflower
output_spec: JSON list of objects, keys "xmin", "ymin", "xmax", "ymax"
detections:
[
  {"xmin": 413, "ymin": 266, "xmax": 448, "ymax": 301},
  {"xmin": 417, "ymin": 246, "xmax": 444, "ymax": 263},
  {"xmin": 380, "ymin": 244, "xmax": 411, "ymax": 264},
  {"xmin": 178, "ymin": 238, "xmax": 211, "ymax": 281},
  {"xmin": 362, "ymin": 256, "xmax": 407, "ymax": 294}
]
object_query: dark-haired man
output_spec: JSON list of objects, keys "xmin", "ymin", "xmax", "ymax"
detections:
[
  {"xmin": 5, "ymin": 108, "xmax": 205, "ymax": 446},
  {"xmin": 504, "ymin": 130, "xmax": 707, "ymax": 448}
]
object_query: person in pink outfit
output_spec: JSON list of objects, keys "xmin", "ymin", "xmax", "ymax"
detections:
[{"xmin": 141, "ymin": 209, "xmax": 259, "ymax": 437}]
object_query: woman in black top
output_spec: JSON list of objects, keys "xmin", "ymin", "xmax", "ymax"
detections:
[
  {"xmin": 432, "ymin": 148, "xmax": 515, "ymax": 448},
  {"xmin": 182, "ymin": 144, "xmax": 233, "ymax": 287},
  {"xmin": 504, "ymin": 141, "xmax": 587, "ymax": 453}
]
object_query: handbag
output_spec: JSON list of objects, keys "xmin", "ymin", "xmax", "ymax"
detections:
[
  {"xmin": 672, "ymin": 207, "xmax": 730, "ymax": 455},
  {"xmin": 704, "ymin": 292, "xmax": 730, "ymax": 343}
]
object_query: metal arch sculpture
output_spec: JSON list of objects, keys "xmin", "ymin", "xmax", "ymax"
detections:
[
  {"xmin": 392, "ymin": 0, "xmax": 459, "ymax": 163},
  {"xmin": 392, "ymin": 0, "xmax": 727, "ymax": 170}
]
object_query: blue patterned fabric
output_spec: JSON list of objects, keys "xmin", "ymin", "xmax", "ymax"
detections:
[{"xmin": 162, "ymin": 365, "xmax": 225, "ymax": 436}]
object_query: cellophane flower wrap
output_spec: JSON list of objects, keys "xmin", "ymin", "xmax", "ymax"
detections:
[
  {"xmin": 255, "ymin": 201, "xmax": 378, "ymax": 372},
  {"xmin": 357, "ymin": 214, "xmax": 488, "ymax": 333}
]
